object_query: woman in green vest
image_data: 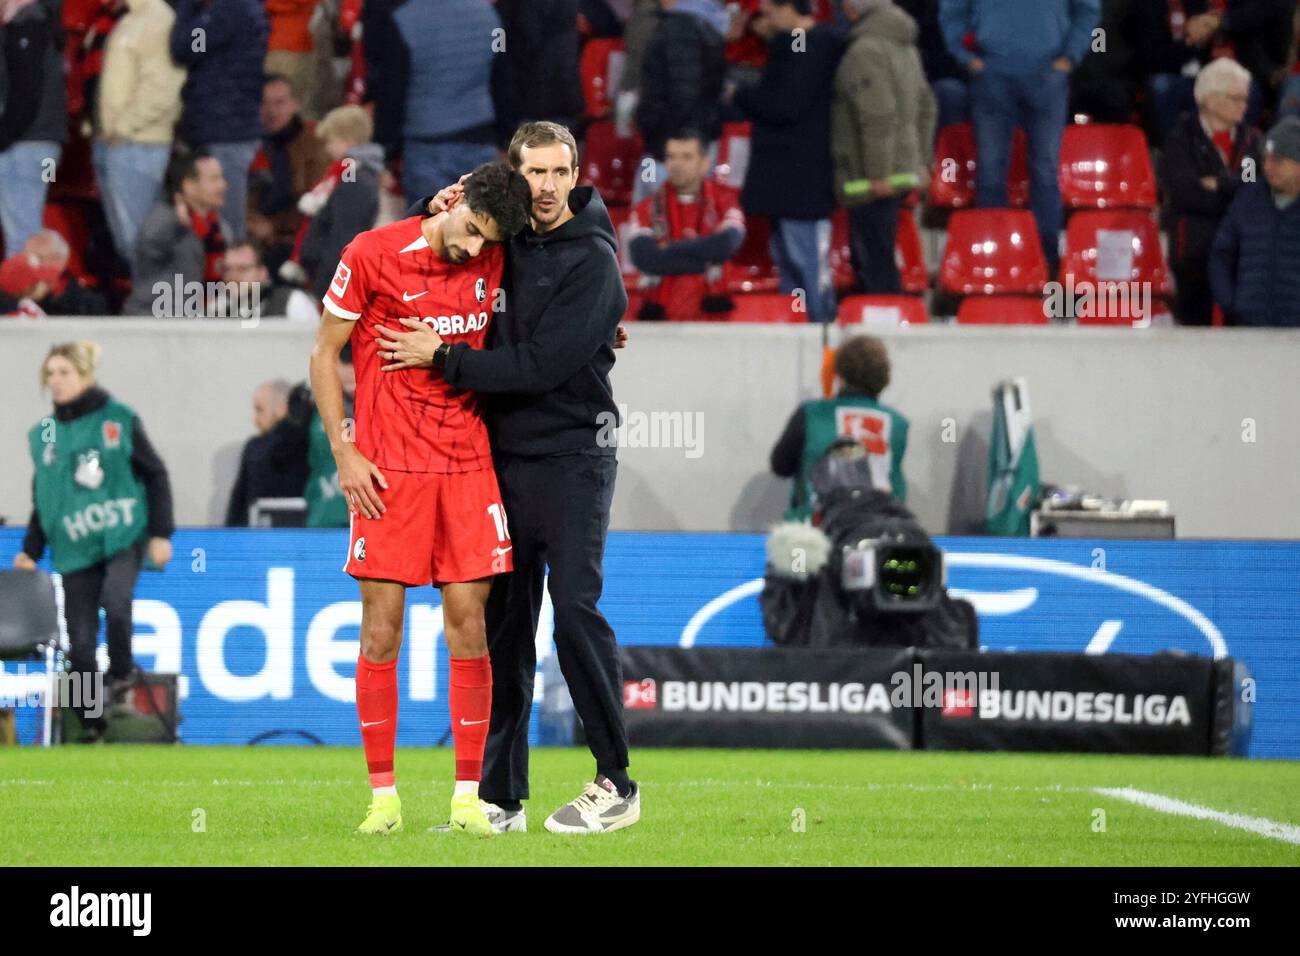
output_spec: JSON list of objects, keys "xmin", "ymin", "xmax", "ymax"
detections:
[
  {"xmin": 13, "ymin": 342, "xmax": 175, "ymax": 740},
  {"xmin": 770, "ymin": 333, "xmax": 909, "ymax": 521}
]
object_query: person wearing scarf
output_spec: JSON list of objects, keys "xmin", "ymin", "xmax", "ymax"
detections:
[
  {"xmin": 1157, "ymin": 57, "xmax": 1261, "ymax": 325},
  {"xmin": 122, "ymin": 150, "xmax": 232, "ymax": 315},
  {"xmin": 246, "ymin": 74, "xmax": 330, "ymax": 273},
  {"xmin": 627, "ymin": 129, "xmax": 745, "ymax": 320},
  {"xmin": 290, "ymin": 104, "xmax": 384, "ymax": 302}
]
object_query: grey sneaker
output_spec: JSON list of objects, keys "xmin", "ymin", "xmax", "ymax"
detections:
[
  {"xmin": 481, "ymin": 801, "xmax": 527, "ymax": 833},
  {"xmin": 544, "ymin": 777, "xmax": 640, "ymax": 834}
]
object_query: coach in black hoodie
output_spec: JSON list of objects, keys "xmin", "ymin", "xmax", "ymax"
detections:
[{"xmin": 389, "ymin": 122, "xmax": 639, "ymax": 834}]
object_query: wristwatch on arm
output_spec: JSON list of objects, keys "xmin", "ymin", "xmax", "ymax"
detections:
[{"xmin": 432, "ymin": 342, "xmax": 452, "ymax": 369}]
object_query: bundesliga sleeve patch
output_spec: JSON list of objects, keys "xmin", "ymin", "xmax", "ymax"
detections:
[{"xmin": 330, "ymin": 261, "xmax": 352, "ymax": 299}]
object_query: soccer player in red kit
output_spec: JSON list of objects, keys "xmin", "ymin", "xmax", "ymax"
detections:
[{"xmin": 308, "ymin": 162, "xmax": 533, "ymax": 836}]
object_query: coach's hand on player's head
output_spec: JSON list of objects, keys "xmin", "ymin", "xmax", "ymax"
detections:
[
  {"xmin": 375, "ymin": 318, "xmax": 443, "ymax": 371},
  {"xmin": 426, "ymin": 174, "xmax": 471, "ymax": 215},
  {"xmin": 336, "ymin": 445, "xmax": 388, "ymax": 519}
]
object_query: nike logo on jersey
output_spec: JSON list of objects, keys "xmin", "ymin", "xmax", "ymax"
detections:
[
  {"xmin": 492, "ymin": 546, "xmax": 513, "ymax": 556},
  {"xmin": 459, "ymin": 718, "xmax": 489, "ymax": 726},
  {"xmin": 361, "ymin": 719, "xmax": 388, "ymax": 728},
  {"xmin": 402, "ymin": 290, "xmax": 429, "ymax": 302}
]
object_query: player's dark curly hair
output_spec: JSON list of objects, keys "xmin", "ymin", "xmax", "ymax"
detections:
[
  {"xmin": 462, "ymin": 162, "xmax": 533, "ymax": 239},
  {"xmin": 835, "ymin": 335, "xmax": 891, "ymax": 398}
]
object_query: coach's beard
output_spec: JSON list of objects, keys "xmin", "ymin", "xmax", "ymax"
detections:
[{"xmin": 533, "ymin": 196, "xmax": 562, "ymax": 226}]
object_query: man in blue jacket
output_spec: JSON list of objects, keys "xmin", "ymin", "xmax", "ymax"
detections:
[
  {"xmin": 939, "ymin": 0, "xmax": 1099, "ymax": 271},
  {"xmin": 170, "ymin": 0, "xmax": 268, "ymax": 241},
  {"xmin": 1210, "ymin": 117, "xmax": 1300, "ymax": 327}
]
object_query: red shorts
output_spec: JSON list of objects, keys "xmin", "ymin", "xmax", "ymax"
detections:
[{"xmin": 345, "ymin": 467, "xmax": 513, "ymax": 587}]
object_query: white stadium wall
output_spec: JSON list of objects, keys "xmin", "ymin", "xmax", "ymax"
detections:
[{"xmin": 2, "ymin": 319, "xmax": 1298, "ymax": 539}]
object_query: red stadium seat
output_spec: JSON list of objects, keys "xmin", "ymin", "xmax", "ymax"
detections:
[
  {"xmin": 939, "ymin": 209, "xmax": 1048, "ymax": 296},
  {"xmin": 1060, "ymin": 209, "xmax": 1172, "ymax": 296},
  {"xmin": 581, "ymin": 120, "xmax": 642, "ymax": 207},
  {"xmin": 579, "ymin": 38, "xmax": 625, "ymax": 120},
  {"xmin": 838, "ymin": 294, "xmax": 929, "ymax": 327},
  {"xmin": 895, "ymin": 206, "xmax": 928, "ymax": 293},
  {"xmin": 726, "ymin": 292, "xmax": 805, "ymax": 323},
  {"xmin": 956, "ymin": 295, "xmax": 1049, "ymax": 325},
  {"xmin": 713, "ymin": 121, "xmax": 752, "ymax": 190},
  {"xmin": 725, "ymin": 214, "xmax": 780, "ymax": 293},
  {"xmin": 928, "ymin": 123, "xmax": 1030, "ymax": 209},
  {"xmin": 1058, "ymin": 123, "xmax": 1157, "ymax": 209}
]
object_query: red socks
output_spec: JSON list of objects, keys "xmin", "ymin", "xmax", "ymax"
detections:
[
  {"xmin": 356, "ymin": 654, "xmax": 398, "ymax": 790},
  {"xmin": 356, "ymin": 653, "xmax": 492, "ymax": 789},
  {"xmin": 449, "ymin": 654, "xmax": 493, "ymax": 782}
]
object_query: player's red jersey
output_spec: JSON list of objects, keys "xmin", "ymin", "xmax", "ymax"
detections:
[{"xmin": 323, "ymin": 216, "xmax": 503, "ymax": 474}]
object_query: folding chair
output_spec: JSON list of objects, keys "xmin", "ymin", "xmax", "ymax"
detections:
[{"xmin": 0, "ymin": 569, "xmax": 63, "ymax": 747}]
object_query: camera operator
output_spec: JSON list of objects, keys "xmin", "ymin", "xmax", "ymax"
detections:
[
  {"xmin": 762, "ymin": 440, "xmax": 976, "ymax": 650},
  {"xmin": 770, "ymin": 334, "xmax": 909, "ymax": 521},
  {"xmin": 13, "ymin": 342, "xmax": 175, "ymax": 741}
]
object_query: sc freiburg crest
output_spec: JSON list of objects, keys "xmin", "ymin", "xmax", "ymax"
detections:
[{"xmin": 475, "ymin": 277, "xmax": 486, "ymax": 303}]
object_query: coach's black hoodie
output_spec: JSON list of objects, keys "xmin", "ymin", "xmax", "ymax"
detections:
[{"xmin": 422, "ymin": 186, "xmax": 627, "ymax": 457}]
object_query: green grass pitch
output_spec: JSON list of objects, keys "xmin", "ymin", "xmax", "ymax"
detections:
[{"xmin": 3, "ymin": 747, "xmax": 1298, "ymax": 866}]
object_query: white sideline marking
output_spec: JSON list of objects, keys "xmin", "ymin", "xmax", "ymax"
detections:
[{"xmin": 1095, "ymin": 787, "xmax": 1300, "ymax": 845}]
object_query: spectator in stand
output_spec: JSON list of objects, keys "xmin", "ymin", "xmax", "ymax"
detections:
[
  {"xmin": 1183, "ymin": 1, "xmax": 1295, "ymax": 119},
  {"xmin": 832, "ymin": 0, "xmax": 935, "ymax": 294},
  {"xmin": 733, "ymin": 0, "xmax": 844, "ymax": 324},
  {"xmin": 1210, "ymin": 115, "xmax": 1300, "ymax": 327},
  {"xmin": 0, "ymin": 0, "xmax": 66, "ymax": 257},
  {"xmin": 365, "ymin": 0, "xmax": 501, "ymax": 206},
  {"xmin": 297, "ymin": 104, "xmax": 384, "ymax": 303},
  {"xmin": 724, "ymin": 0, "xmax": 771, "ymax": 90},
  {"xmin": 941, "ymin": 0, "xmax": 1099, "ymax": 274},
  {"xmin": 1159, "ymin": 58, "xmax": 1260, "ymax": 325},
  {"xmin": 1068, "ymin": 0, "xmax": 1139, "ymax": 124},
  {"xmin": 265, "ymin": 0, "xmax": 319, "ymax": 107},
  {"xmin": 897, "ymin": 0, "xmax": 968, "ymax": 130},
  {"xmin": 211, "ymin": 240, "xmax": 314, "ymax": 319},
  {"xmin": 225, "ymin": 379, "xmax": 312, "ymax": 526},
  {"xmin": 94, "ymin": 0, "xmax": 187, "ymax": 268},
  {"xmin": 247, "ymin": 75, "xmax": 331, "ymax": 274},
  {"xmin": 1133, "ymin": 1, "xmax": 1207, "ymax": 145},
  {"xmin": 616, "ymin": 0, "xmax": 668, "ymax": 134},
  {"xmin": 169, "ymin": 0, "xmax": 269, "ymax": 241},
  {"xmin": 0, "ymin": 250, "xmax": 59, "ymax": 317},
  {"xmin": 492, "ymin": 0, "xmax": 585, "ymax": 145},
  {"xmin": 1136, "ymin": 2, "xmax": 1295, "ymax": 145},
  {"xmin": 124, "ymin": 151, "xmax": 230, "ymax": 315},
  {"xmin": 635, "ymin": 0, "xmax": 728, "ymax": 201},
  {"xmin": 23, "ymin": 230, "xmax": 110, "ymax": 316},
  {"xmin": 627, "ymin": 128, "xmax": 746, "ymax": 320}
]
